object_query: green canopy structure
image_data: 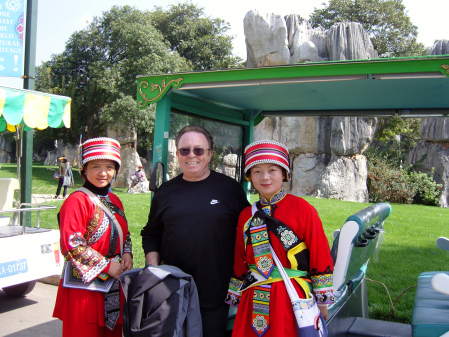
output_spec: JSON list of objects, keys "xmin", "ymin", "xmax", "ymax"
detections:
[
  {"xmin": 0, "ymin": 86, "xmax": 71, "ymax": 132},
  {"xmin": 136, "ymin": 55, "xmax": 449, "ymax": 185}
]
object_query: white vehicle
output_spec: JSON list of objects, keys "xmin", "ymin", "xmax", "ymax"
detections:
[{"xmin": 0, "ymin": 86, "xmax": 71, "ymax": 297}]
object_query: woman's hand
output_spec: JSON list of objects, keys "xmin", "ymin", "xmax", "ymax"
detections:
[
  {"xmin": 318, "ymin": 304, "xmax": 329, "ymax": 320},
  {"xmin": 108, "ymin": 260, "xmax": 123, "ymax": 279},
  {"xmin": 121, "ymin": 253, "xmax": 133, "ymax": 271}
]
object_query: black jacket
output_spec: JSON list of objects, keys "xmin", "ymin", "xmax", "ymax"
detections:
[{"xmin": 120, "ymin": 265, "xmax": 203, "ymax": 337}]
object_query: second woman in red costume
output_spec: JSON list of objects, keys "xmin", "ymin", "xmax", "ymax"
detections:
[
  {"xmin": 227, "ymin": 140, "xmax": 334, "ymax": 337},
  {"xmin": 53, "ymin": 137, "xmax": 133, "ymax": 337}
]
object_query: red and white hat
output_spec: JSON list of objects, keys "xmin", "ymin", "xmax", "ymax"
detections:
[
  {"xmin": 81, "ymin": 137, "xmax": 121, "ymax": 168},
  {"xmin": 244, "ymin": 140, "xmax": 290, "ymax": 175}
]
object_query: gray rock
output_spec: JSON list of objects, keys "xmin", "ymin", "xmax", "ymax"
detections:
[
  {"xmin": 431, "ymin": 40, "xmax": 449, "ymax": 55},
  {"xmin": 107, "ymin": 125, "xmax": 147, "ymax": 188},
  {"xmin": 255, "ymin": 116, "xmax": 331, "ymax": 154},
  {"xmin": 326, "ymin": 22, "xmax": 378, "ymax": 61},
  {"xmin": 244, "ymin": 10, "xmax": 291, "ymax": 67},
  {"xmin": 316, "ymin": 155, "xmax": 369, "ymax": 202},
  {"xmin": 420, "ymin": 117, "xmax": 449, "ymax": 142},
  {"xmin": 288, "ymin": 153, "xmax": 329, "ymax": 196},
  {"xmin": 330, "ymin": 117, "xmax": 377, "ymax": 155},
  {"xmin": 43, "ymin": 140, "xmax": 80, "ymax": 167},
  {"xmin": 285, "ymin": 14, "xmax": 326, "ymax": 63}
]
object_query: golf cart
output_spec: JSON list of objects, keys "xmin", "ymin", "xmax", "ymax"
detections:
[
  {"xmin": 0, "ymin": 86, "xmax": 71, "ymax": 296},
  {"xmin": 137, "ymin": 55, "xmax": 449, "ymax": 336}
]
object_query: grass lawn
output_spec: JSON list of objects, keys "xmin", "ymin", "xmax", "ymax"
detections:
[{"xmin": 1, "ymin": 163, "xmax": 449, "ymax": 324}]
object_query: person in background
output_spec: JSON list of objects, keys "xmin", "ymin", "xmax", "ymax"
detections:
[
  {"xmin": 227, "ymin": 140, "xmax": 334, "ymax": 337},
  {"xmin": 54, "ymin": 156, "xmax": 72, "ymax": 199},
  {"xmin": 127, "ymin": 165, "xmax": 146, "ymax": 193},
  {"xmin": 141, "ymin": 125, "xmax": 249, "ymax": 337},
  {"xmin": 53, "ymin": 137, "xmax": 133, "ymax": 337}
]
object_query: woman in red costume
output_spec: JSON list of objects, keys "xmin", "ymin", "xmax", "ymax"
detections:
[
  {"xmin": 53, "ymin": 137, "xmax": 133, "ymax": 337},
  {"xmin": 227, "ymin": 140, "xmax": 334, "ymax": 337}
]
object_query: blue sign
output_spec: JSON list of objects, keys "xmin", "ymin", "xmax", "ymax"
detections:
[
  {"xmin": 0, "ymin": 0, "xmax": 24, "ymax": 77},
  {"xmin": 0, "ymin": 258, "xmax": 28, "ymax": 278}
]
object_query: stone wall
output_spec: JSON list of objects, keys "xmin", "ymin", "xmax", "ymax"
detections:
[{"xmin": 244, "ymin": 10, "xmax": 378, "ymax": 202}]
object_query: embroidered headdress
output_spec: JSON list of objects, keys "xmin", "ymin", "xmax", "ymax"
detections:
[
  {"xmin": 81, "ymin": 137, "xmax": 121, "ymax": 168},
  {"xmin": 244, "ymin": 140, "xmax": 290, "ymax": 175}
]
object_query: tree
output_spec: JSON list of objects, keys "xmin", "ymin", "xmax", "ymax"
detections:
[
  {"xmin": 150, "ymin": 3, "xmax": 242, "ymax": 70},
  {"xmin": 309, "ymin": 0, "xmax": 425, "ymax": 57},
  {"xmin": 35, "ymin": 6, "xmax": 190, "ymax": 148},
  {"xmin": 35, "ymin": 4, "xmax": 240, "ymax": 155}
]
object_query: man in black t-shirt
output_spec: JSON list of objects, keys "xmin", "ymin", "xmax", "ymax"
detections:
[{"xmin": 141, "ymin": 125, "xmax": 249, "ymax": 337}]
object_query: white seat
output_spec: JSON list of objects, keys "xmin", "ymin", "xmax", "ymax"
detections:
[
  {"xmin": 332, "ymin": 220, "xmax": 359, "ymax": 291},
  {"xmin": 0, "ymin": 178, "xmax": 20, "ymax": 226}
]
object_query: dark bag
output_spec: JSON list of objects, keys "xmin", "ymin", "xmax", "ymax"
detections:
[{"xmin": 120, "ymin": 265, "xmax": 203, "ymax": 337}]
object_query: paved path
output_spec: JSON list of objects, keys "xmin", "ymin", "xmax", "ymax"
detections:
[{"xmin": 0, "ymin": 282, "xmax": 61, "ymax": 337}]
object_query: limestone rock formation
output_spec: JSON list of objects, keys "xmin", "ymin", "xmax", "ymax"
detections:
[
  {"xmin": 244, "ymin": 11, "xmax": 290, "ymax": 67},
  {"xmin": 44, "ymin": 140, "xmax": 80, "ymax": 167},
  {"xmin": 316, "ymin": 155, "xmax": 369, "ymax": 201},
  {"xmin": 407, "ymin": 42, "xmax": 449, "ymax": 207},
  {"xmin": 408, "ymin": 141, "xmax": 449, "ymax": 207},
  {"xmin": 330, "ymin": 117, "xmax": 377, "ymax": 156},
  {"xmin": 107, "ymin": 125, "xmax": 148, "ymax": 190},
  {"xmin": 245, "ymin": 10, "xmax": 378, "ymax": 202},
  {"xmin": 326, "ymin": 22, "xmax": 378, "ymax": 61},
  {"xmin": 431, "ymin": 40, "xmax": 449, "ymax": 55},
  {"xmin": 408, "ymin": 117, "xmax": 449, "ymax": 207}
]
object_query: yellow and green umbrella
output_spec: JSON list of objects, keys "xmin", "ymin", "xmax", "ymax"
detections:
[{"xmin": 0, "ymin": 86, "xmax": 71, "ymax": 132}]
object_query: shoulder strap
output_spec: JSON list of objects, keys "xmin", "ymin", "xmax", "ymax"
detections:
[{"xmin": 78, "ymin": 187, "xmax": 124, "ymax": 255}]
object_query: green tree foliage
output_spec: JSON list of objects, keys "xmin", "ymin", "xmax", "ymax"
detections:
[
  {"xmin": 36, "ymin": 6, "xmax": 189, "ymax": 146},
  {"xmin": 35, "ymin": 4, "xmax": 239, "ymax": 154},
  {"xmin": 366, "ymin": 116, "xmax": 420, "ymax": 165},
  {"xmin": 309, "ymin": 0, "xmax": 425, "ymax": 56},
  {"xmin": 150, "ymin": 3, "xmax": 242, "ymax": 70}
]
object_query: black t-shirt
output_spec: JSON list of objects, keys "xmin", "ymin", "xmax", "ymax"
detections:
[{"xmin": 141, "ymin": 171, "xmax": 249, "ymax": 308}]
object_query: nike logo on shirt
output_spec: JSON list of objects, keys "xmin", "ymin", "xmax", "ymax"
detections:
[{"xmin": 210, "ymin": 199, "xmax": 219, "ymax": 205}]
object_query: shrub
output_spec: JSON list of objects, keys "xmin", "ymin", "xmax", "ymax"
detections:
[
  {"xmin": 367, "ymin": 156, "xmax": 442, "ymax": 206},
  {"xmin": 407, "ymin": 171, "xmax": 442, "ymax": 206},
  {"xmin": 367, "ymin": 156, "xmax": 416, "ymax": 204}
]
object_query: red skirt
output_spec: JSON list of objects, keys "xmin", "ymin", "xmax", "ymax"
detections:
[{"xmin": 53, "ymin": 280, "xmax": 124, "ymax": 337}]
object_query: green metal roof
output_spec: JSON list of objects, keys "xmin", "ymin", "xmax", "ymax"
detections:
[{"xmin": 137, "ymin": 55, "xmax": 449, "ymax": 118}]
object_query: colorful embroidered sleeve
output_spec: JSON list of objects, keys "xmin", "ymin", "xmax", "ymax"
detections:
[
  {"xmin": 299, "ymin": 200, "xmax": 335, "ymax": 305},
  {"xmin": 59, "ymin": 192, "xmax": 110, "ymax": 284}
]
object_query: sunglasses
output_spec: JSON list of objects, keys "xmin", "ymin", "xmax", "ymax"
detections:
[{"xmin": 178, "ymin": 147, "xmax": 209, "ymax": 156}]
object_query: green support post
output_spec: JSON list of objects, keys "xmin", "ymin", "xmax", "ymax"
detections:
[
  {"xmin": 242, "ymin": 111, "xmax": 257, "ymax": 193},
  {"xmin": 151, "ymin": 95, "xmax": 172, "ymax": 183},
  {"xmin": 20, "ymin": 0, "xmax": 37, "ymax": 225}
]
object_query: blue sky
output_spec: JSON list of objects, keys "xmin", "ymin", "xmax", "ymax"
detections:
[
  {"xmin": 35, "ymin": 0, "xmax": 449, "ymax": 65},
  {"xmin": 1, "ymin": 0, "xmax": 448, "ymax": 88}
]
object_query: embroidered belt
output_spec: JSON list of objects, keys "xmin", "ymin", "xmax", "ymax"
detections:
[{"xmin": 226, "ymin": 265, "xmax": 310, "ymax": 305}]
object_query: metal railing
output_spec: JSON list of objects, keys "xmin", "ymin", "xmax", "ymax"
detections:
[{"xmin": 0, "ymin": 203, "xmax": 56, "ymax": 229}]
